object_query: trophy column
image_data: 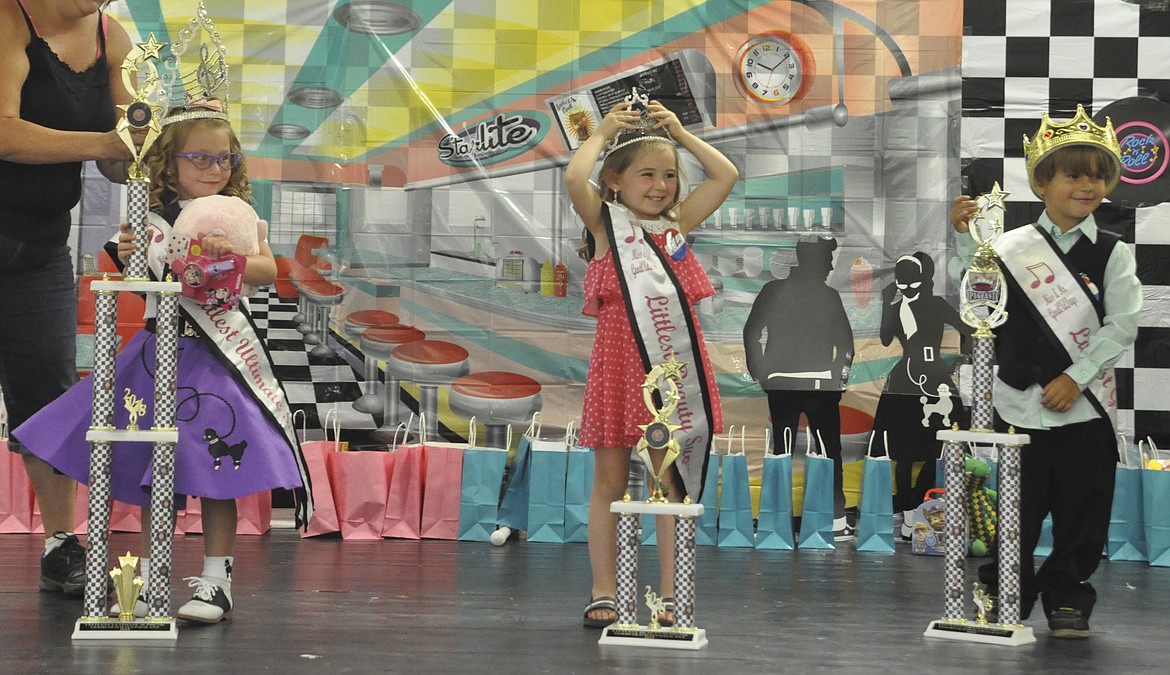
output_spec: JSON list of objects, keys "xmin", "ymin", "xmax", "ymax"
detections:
[
  {"xmin": 73, "ymin": 34, "xmax": 181, "ymax": 642},
  {"xmin": 672, "ymin": 515, "xmax": 698, "ymax": 630}
]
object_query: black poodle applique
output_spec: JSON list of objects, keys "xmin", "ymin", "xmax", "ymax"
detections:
[{"xmin": 203, "ymin": 428, "xmax": 247, "ymax": 470}]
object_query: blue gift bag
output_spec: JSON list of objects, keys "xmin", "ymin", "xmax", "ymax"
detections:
[
  {"xmin": 696, "ymin": 450, "xmax": 720, "ymax": 546},
  {"xmin": 1106, "ymin": 465, "xmax": 1147, "ymax": 562},
  {"xmin": 563, "ymin": 442, "xmax": 593, "ymax": 543},
  {"xmin": 717, "ymin": 427, "xmax": 754, "ymax": 548},
  {"xmin": 798, "ymin": 430, "xmax": 836, "ymax": 550},
  {"xmin": 457, "ymin": 444, "xmax": 508, "ymax": 542},
  {"xmin": 857, "ymin": 431, "xmax": 895, "ymax": 553},
  {"xmin": 526, "ymin": 426, "xmax": 570, "ymax": 544},
  {"xmin": 757, "ymin": 428, "xmax": 795, "ymax": 550},
  {"xmin": 496, "ymin": 416, "xmax": 538, "ymax": 532},
  {"xmin": 1141, "ymin": 439, "xmax": 1170, "ymax": 567}
]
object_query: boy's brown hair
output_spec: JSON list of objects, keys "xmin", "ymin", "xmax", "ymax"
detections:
[{"xmin": 1032, "ymin": 144, "xmax": 1121, "ymax": 195}]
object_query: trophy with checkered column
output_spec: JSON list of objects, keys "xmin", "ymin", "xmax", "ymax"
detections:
[
  {"xmin": 72, "ymin": 33, "xmax": 182, "ymax": 642},
  {"xmin": 923, "ymin": 183, "xmax": 1035, "ymax": 646},
  {"xmin": 599, "ymin": 353, "xmax": 708, "ymax": 650}
]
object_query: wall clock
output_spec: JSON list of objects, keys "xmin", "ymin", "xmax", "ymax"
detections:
[{"xmin": 733, "ymin": 31, "xmax": 814, "ymax": 107}]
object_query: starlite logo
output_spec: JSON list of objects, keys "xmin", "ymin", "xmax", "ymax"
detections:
[
  {"xmin": 1115, "ymin": 120, "xmax": 1167, "ymax": 185},
  {"xmin": 438, "ymin": 112, "xmax": 549, "ymax": 167}
]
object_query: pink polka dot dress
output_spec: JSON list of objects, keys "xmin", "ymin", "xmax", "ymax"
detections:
[{"xmin": 578, "ymin": 222, "xmax": 723, "ymax": 450}]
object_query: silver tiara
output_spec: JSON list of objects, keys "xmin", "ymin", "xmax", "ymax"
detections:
[
  {"xmin": 155, "ymin": 2, "xmax": 230, "ymax": 126},
  {"xmin": 603, "ymin": 88, "xmax": 673, "ymax": 155}
]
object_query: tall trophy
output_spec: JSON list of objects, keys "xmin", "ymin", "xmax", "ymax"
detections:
[
  {"xmin": 599, "ymin": 353, "xmax": 708, "ymax": 650},
  {"xmin": 923, "ymin": 183, "xmax": 1035, "ymax": 646},
  {"xmin": 72, "ymin": 33, "xmax": 183, "ymax": 642}
]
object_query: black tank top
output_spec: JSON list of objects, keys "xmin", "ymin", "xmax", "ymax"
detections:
[{"xmin": 0, "ymin": 3, "xmax": 116, "ymax": 246}]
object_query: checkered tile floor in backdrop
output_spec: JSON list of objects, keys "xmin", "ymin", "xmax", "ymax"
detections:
[{"xmin": 248, "ymin": 288, "xmax": 391, "ymax": 448}]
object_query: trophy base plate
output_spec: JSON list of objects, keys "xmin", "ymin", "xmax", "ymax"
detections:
[
  {"xmin": 599, "ymin": 625, "xmax": 707, "ymax": 650},
  {"xmin": 924, "ymin": 619, "xmax": 1035, "ymax": 646},
  {"xmin": 72, "ymin": 617, "xmax": 178, "ymax": 642}
]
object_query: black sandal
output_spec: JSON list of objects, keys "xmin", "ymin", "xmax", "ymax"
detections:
[
  {"xmin": 583, "ymin": 596, "xmax": 617, "ymax": 628},
  {"xmin": 657, "ymin": 597, "xmax": 675, "ymax": 627}
]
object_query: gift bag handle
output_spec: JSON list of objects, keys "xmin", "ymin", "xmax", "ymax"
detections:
[
  {"xmin": 866, "ymin": 430, "xmax": 889, "ymax": 459},
  {"xmin": 391, "ymin": 411, "xmax": 416, "ymax": 450},
  {"xmin": 466, "ymin": 416, "xmax": 477, "ymax": 447},
  {"xmin": 418, "ymin": 412, "xmax": 429, "ymax": 446},
  {"xmin": 293, "ymin": 408, "xmax": 306, "ymax": 443},
  {"xmin": 323, "ymin": 407, "xmax": 342, "ymax": 452},
  {"xmin": 734, "ymin": 425, "xmax": 747, "ymax": 457},
  {"xmin": 565, "ymin": 420, "xmax": 577, "ymax": 449},
  {"xmin": 781, "ymin": 426, "xmax": 794, "ymax": 457},
  {"xmin": 724, "ymin": 425, "xmax": 737, "ymax": 455},
  {"xmin": 524, "ymin": 410, "xmax": 541, "ymax": 439}
]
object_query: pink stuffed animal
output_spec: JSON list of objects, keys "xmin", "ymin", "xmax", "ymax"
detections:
[
  {"xmin": 167, "ymin": 195, "xmax": 267, "ymax": 307},
  {"xmin": 168, "ymin": 194, "xmax": 266, "ymax": 260}
]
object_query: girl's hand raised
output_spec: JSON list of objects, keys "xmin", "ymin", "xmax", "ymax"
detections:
[
  {"xmin": 646, "ymin": 101, "xmax": 682, "ymax": 136},
  {"xmin": 596, "ymin": 101, "xmax": 641, "ymax": 142}
]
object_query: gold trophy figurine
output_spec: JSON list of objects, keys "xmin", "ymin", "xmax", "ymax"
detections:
[
  {"xmin": 109, "ymin": 553, "xmax": 145, "ymax": 624},
  {"xmin": 634, "ymin": 352, "xmax": 686, "ymax": 503},
  {"xmin": 123, "ymin": 388, "xmax": 147, "ymax": 431},
  {"xmin": 116, "ymin": 34, "xmax": 166, "ymax": 176}
]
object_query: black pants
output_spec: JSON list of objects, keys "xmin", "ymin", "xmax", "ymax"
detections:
[
  {"xmin": 766, "ymin": 389, "xmax": 845, "ymax": 517},
  {"xmin": 893, "ymin": 457, "xmax": 936, "ymax": 514},
  {"xmin": 978, "ymin": 417, "xmax": 1117, "ymax": 620}
]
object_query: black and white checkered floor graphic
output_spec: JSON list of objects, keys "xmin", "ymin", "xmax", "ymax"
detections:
[
  {"xmin": 248, "ymin": 288, "xmax": 391, "ymax": 448},
  {"xmin": 959, "ymin": 0, "xmax": 1170, "ymax": 444}
]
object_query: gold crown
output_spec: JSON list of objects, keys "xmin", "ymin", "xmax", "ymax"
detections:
[
  {"xmin": 156, "ymin": 2, "xmax": 230, "ymax": 126},
  {"xmin": 1022, "ymin": 104, "xmax": 1121, "ymax": 196}
]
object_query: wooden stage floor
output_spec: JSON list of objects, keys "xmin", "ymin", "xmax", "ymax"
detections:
[{"xmin": 1, "ymin": 526, "xmax": 1165, "ymax": 673}]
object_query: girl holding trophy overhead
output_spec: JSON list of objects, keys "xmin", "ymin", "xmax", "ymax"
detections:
[{"xmin": 565, "ymin": 90, "xmax": 735, "ymax": 628}]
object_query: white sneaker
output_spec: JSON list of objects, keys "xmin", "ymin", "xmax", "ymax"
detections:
[{"xmin": 176, "ymin": 576, "xmax": 233, "ymax": 623}]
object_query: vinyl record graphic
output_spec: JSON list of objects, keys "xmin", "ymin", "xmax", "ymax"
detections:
[{"xmin": 1096, "ymin": 97, "xmax": 1170, "ymax": 208}]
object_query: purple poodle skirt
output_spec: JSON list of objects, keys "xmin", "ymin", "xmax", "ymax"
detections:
[{"xmin": 12, "ymin": 329, "xmax": 303, "ymax": 507}]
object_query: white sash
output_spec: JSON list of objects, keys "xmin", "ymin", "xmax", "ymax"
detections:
[
  {"xmin": 996, "ymin": 224, "xmax": 1117, "ymax": 426},
  {"xmin": 603, "ymin": 202, "xmax": 715, "ymax": 500},
  {"xmin": 146, "ymin": 216, "xmax": 314, "ymax": 527}
]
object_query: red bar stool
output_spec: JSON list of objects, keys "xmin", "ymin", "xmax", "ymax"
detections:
[
  {"xmin": 358, "ymin": 324, "xmax": 425, "ymax": 426},
  {"xmin": 344, "ymin": 310, "xmax": 400, "ymax": 414},
  {"xmin": 387, "ymin": 339, "xmax": 470, "ymax": 438},
  {"xmin": 299, "ymin": 277, "xmax": 346, "ymax": 357},
  {"xmin": 449, "ymin": 372, "xmax": 543, "ymax": 449}
]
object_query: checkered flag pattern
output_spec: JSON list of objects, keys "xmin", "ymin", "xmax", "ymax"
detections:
[
  {"xmin": 971, "ymin": 336, "xmax": 996, "ymax": 430},
  {"xmin": 997, "ymin": 443, "xmax": 1024, "ymax": 626},
  {"xmin": 82, "ymin": 290, "xmax": 120, "ymax": 618},
  {"xmin": 673, "ymin": 517, "xmax": 697, "ymax": 630},
  {"xmin": 615, "ymin": 512, "xmax": 640, "ymax": 627},
  {"xmin": 147, "ymin": 292, "xmax": 181, "ymax": 619},
  {"xmin": 961, "ymin": 0, "xmax": 1170, "ymax": 444},
  {"xmin": 942, "ymin": 440, "xmax": 967, "ymax": 621},
  {"xmin": 124, "ymin": 179, "xmax": 151, "ymax": 280}
]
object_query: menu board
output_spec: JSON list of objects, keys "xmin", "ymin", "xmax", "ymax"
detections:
[{"xmin": 547, "ymin": 52, "xmax": 714, "ymax": 151}]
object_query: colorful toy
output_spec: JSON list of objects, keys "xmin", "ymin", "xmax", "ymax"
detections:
[
  {"xmin": 166, "ymin": 195, "xmax": 265, "ymax": 309},
  {"xmin": 965, "ymin": 455, "xmax": 997, "ymax": 557}
]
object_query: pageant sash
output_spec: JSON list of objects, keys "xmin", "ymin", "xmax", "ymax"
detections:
[
  {"xmin": 603, "ymin": 202, "xmax": 715, "ymax": 501},
  {"xmin": 146, "ymin": 214, "xmax": 314, "ymax": 527},
  {"xmin": 995, "ymin": 224, "xmax": 1116, "ymax": 426}
]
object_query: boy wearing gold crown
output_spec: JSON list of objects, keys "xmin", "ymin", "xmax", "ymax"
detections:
[{"xmin": 948, "ymin": 106, "xmax": 1142, "ymax": 639}]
